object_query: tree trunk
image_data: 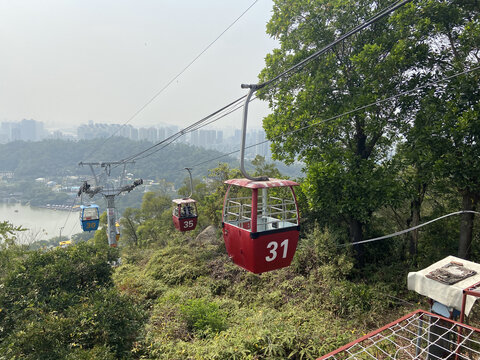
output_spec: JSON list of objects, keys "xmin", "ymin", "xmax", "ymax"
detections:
[
  {"xmin": 124, "ymin": 217, "xmax": 139, "ymax": 247},
  {"xmin": 458, "ymin": 191, "xmax": 477, "ymax": 259},
  {"xmin": 349, "ymin": 217, "xmax": 364, "ymax": 267},
  {"xmin": 407, "ymin": 199, "xmax": 420, "ymax": 258},
  {"xmin": 407, "ymin": 183, "xmax": 427, "ymax": 261}
]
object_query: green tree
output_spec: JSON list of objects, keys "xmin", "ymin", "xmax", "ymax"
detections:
[
  {"xmin": 258, "ymin": 0, "xmax": 415, "ymax": 263},
  {"xmin": 251, "ymin": 155, "xmax": 282, "ymax": 179},
  {"xmin": 119, "ymin": 191, "xmax": 172, "ymax": 248},
  {"xmin": 0, "ymin": 221, "xmax": 26, "ymax": 281},
  {"xmin": 120, "ymin": 207, "xmax": 141, "ymax": 247},
  {"xmin": 0, "ymin": 242, "xmax": 142, "ymax": 359},
  {"xmin": 394, "ymin": 0, "xmax": 480, "ymax": 259}
]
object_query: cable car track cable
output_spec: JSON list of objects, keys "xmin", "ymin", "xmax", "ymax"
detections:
[
  {"xmin": 118, "ymin": 95, "xmax": 247, "ymax": 163},
  {"xmin": 341, "ymin": 211, "xmax": 480, "ymax": 247},
  {"xmin": 127, "ymin": 97, "xmax": 256, "ymax": 162},
  {"xmin": 79, "ymin": 95, "xmax": 251, "ymax": 183},
  {"xmin": 81, "ymin": 0, "xmax": 259, "ymax": 162},
  {"xmin": 76, "ymin": 0, "xmax": 412, "ymax": 170},
  {"xmin": 186, "ymin": 65, "xmax": 480, "ymax": 169},
  {"xmin": 100, "ymin": 0, "xmax": 414, "ymax": 167}
]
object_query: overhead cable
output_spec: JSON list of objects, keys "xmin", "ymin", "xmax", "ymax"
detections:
[
  {"xmin": 342, "ymin": 211, "xmax": 480, "ymax": 247},
  {"xmin": 188, "ymin": 65, "xmax": 480, "ymax": 168},
  {"xmin": 102, "ymin": 0, "xmax": 412, "ymax": 167},
  {"xmin": 82, "ymin": 0, "xmax": 259, "ymax": 162},
  {"xmin": 106, "ymin": 0, "xmax": 413, "ymax": 166},
  {"xmin": 258, "ymin": 0, "xmax": 413, "ymax": 89},
  {"xmin": 119, "ymin": 95, "xmax": 247, "ymax": 162},
  {"xmin": 129, "ymin": 97, "xmax": 256, "ymax": 162}
]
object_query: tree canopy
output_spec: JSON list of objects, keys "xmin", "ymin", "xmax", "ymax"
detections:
[{"xmin": 258, "ymin": 0, "xmax": 480, "ymax": 262}]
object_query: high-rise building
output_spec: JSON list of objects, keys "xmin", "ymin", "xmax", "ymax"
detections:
[
  {"xmin": 138, "ymin": 127, "xmax": 149, "ymax": 141},
  {"xmin": 147, "ymin": 127, "xmax": 157, "ymax": 142},
  {"xmin": 191, "ymin": 130, "xmax": 199, "ymax": 146},
  {"xmin": 158, "ymin": 127, "xmax": 166, "ymax": 141},
  {"xmin": 20, "ymin": 119, "xmax": 37, "ymax": 141},
  {"xmin": 216, "ymin": 130, "xmax": 223, "ymax": 144},
  {"xmin": 130, "ymin": 127, "xmax": 138, "ymax": 141}
]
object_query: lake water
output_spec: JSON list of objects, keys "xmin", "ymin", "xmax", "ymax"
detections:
[{"xmin": 0, "ymin": 203, "xmax": 82, "ymax": 242}]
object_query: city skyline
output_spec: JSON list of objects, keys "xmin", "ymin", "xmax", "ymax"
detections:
[
  {"xmin": 0, "ymin": 1, "xmax": 277, "ymax": 130},
  {"xmin": 0, "ymin": 119, "xmax": 272, "ymax": 159}
]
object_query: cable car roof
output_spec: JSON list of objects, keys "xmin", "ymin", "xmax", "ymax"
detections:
[
  {"xmin": 172, "ymin": 198, "xmax": 197, "ymax": 205},
  {"xmin": 224, "ymin": 178, "xmax": 299, "ymax": 188}
]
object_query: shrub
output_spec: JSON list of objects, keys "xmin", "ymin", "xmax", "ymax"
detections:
[
  {"xmin": 145, "ymin": 245, "xmax": 209, "ymax": 285},
  {"xmin": 179, "ymin": 298, "xmax": 227, "ymax": 337},
  {"xmin": 292, "ymin": 226, "xmax": 354, "ymax": 279},
  {"xmin": 68, "ymin": 288, "xmax": 144, "ymax": 358},
  {"xmin": 330, "ymin": 280, "xmax": 374, "ymax": 317}
]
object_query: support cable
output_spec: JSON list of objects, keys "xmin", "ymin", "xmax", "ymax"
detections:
[
  {"xmin": 187, "ymin": 66, "xmax": 480, "ymax": 168},
  {"xmin": 84, "ymin": 0, "xmax": 412, "ymax": 166},
  {"xmin": 82, "ymin": 0, "xmax": 259, "ymax": 161},
  {"xmin": 129, "ymin": 97, "xmax": 253, "ymax": 162},
  {"xmin": 119, "ymin": 95, "xmax": 247, "ymax": 162},
  {"xmin": 341, "ymin": 211, "xmax": 480, "ymax": 248}
]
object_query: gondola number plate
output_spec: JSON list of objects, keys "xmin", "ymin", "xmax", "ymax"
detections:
[
  {"xmin": 265, "ymin": 239, "xmax": 288, "ymax": 262},
  {"xmin": 184, "ymin": 220, "xmax": 194, "ymax": 229}
]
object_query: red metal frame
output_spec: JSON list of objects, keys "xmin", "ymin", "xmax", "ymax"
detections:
[
  {"xmin": 459, "ymin": 280, "xmax": 480, "ymax": 323},
  {"xmin": 454, "ymin": 280, "xmax": 480, "ymax": 360},
  {"xmin": 224, "ymin": 178, "xmax": 299, "ymax": 189},
  {"xmin": 317, "ymin": 309, "xmax": 480, "ymax": 360}
]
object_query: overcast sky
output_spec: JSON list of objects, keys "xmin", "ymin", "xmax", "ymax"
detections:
[{"xmin": 0, "ymin": 0, "xmax": 278, "ymax": 131}]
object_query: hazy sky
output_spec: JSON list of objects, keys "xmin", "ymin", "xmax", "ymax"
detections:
[{"xmin": 0, "ymin": 0, "xmax": 278, "ymax": 131}]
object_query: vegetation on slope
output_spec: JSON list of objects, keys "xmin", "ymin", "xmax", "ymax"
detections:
[{"xmin": 0, "ymin": 0, "xmax": 479, "ymax": 359}]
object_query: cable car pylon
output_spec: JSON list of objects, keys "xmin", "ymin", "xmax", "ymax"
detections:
[
  {"xmin": 78, "ymin": 161, "xmax": 143, "ymax": 247},
  {"xmin": 222, "ymin": 84, "xmax": 301, "ymax": 274}
]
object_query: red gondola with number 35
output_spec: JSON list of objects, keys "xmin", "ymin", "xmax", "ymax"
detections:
[
  {"xmin": 172, "ymin": 168, "xmax": 198, "ymax": 232},
  {"xmin": 172, "ymin": 198, "xmax": 198, "ymax": 232}
]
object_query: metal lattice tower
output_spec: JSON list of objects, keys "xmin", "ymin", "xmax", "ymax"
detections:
[{"xmin": 78, "ymin": 161, "xmax": 143, "ymax": 247}]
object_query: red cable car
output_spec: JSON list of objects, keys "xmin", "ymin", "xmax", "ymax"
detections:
[
  {"xmin": 221, "ymin": 83, "xmax": 300, "ymax": 273},
  {"xmin": 222, "ymin": 178, "xmax": 300, "ymax": 274},
  {"xmin": 172, "ymin": 168, "xmax": 198, "ymax": 232},
  {"xmin": 172, "ymin": 198, "xmax": 198, "ymax": 232}
]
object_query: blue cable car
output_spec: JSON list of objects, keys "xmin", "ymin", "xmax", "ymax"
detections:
[{"xmin": 80, "ymin": 204, "xmax": 100, "ymax": 232}]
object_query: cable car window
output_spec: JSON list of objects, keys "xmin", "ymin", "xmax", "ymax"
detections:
[
  {"xmin": 83, "ymin": 207, "xmax": 99, "ymax": 220},
  {"xmin": 224, "ymin": 185, "xmax": 253, "ymax": 230},
  {"xmin": 255, "ymin": 187, "xmax": 298, "ymax": 232}
]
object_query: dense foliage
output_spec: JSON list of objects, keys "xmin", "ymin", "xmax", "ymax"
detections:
[
  {"xmin": 0, "ymin": 227, "xmax": 143, "ymax": 359},
  {"xmin": 258, "ymin": 0, "xmax": 479, "ymax": 264},
  {"xmin": 0, "ymin": 0, "xmax": 479, "ymax": 359},
  {"xmin": 0, "ymin": 139, "xmax": 238, "ymax": 187},
  {"xmin": 0, "ymin": 138, "xmax": 302, "ymax": 188}
]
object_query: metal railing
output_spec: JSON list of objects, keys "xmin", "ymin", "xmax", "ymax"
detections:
[{"xmin": 224, "ymin": 195, "xmax": 298, "ymax": 232}]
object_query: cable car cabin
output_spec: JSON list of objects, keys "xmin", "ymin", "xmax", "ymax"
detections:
[
  {"xmin": 222, "ymin": 178, "xmax": 300, "ymax": 274},
  {"xmin": 80, "ymin": 204, "xmax": 100, "ymax": 232},
  {"xmin": 172, "ymin": 198, "xmax": 198, "ymax": 232}
]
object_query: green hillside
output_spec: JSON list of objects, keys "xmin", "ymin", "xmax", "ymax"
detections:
[
  {"xmin": 1, "ymin": 0, "xmax": 479, "ymax": 359},
  {"xmin": 0, "ymin": 138, "xmax": 239, "ymax": 186}
]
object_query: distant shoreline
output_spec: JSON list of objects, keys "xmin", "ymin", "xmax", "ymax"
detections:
[{"xmin": 0, "ymin": 202, "xmax": 80, "ymax": 212}]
